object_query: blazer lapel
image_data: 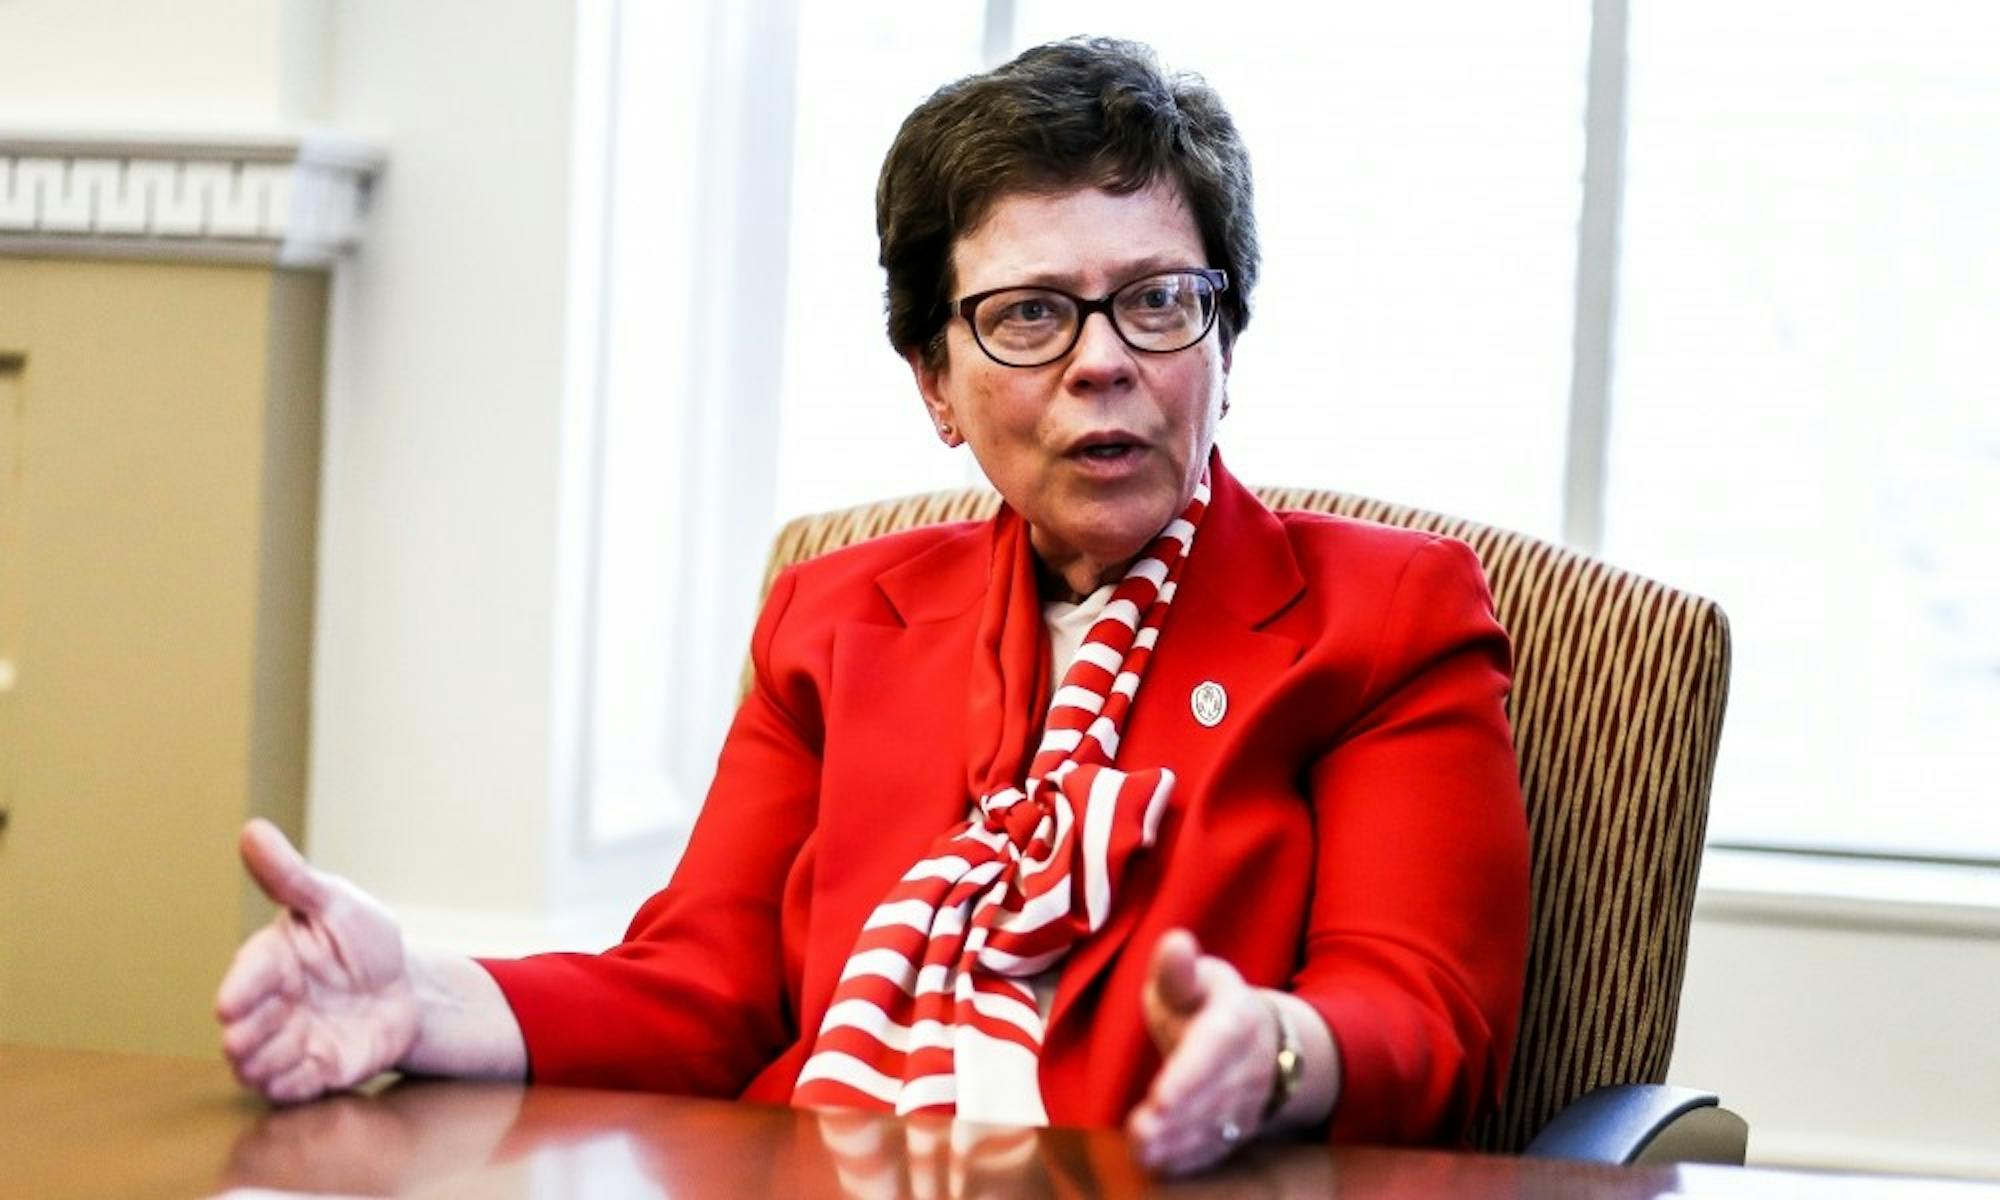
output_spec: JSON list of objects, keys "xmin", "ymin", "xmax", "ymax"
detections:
[{"xmin": 806, "ymin": 522, "xmax": 995, "ymax": 983}]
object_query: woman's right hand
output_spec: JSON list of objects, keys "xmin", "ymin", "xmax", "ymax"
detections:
[{"xmin": 216, "ymin": 819, "xmax": 421, "ymax": 1103}]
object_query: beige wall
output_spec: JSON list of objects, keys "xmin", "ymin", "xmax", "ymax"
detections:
[
  {"xmin": 0, "ymin": 0, "xmax": 332, "ymax": 125},
  {"xmin": 1669, "ymin": 860, "xmax": 2000, "ymax": 1179}
]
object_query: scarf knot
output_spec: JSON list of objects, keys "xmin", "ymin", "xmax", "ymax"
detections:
[{"xmin": 985, "ymin": 790, "xmax": 1049, "ymax": 852}]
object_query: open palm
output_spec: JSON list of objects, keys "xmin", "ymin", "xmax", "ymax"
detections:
[{"xmin": 216, "ymin": 820, "xmax": 420, "ymax": 1103}]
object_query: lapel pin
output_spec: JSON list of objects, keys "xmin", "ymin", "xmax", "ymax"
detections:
[{"xmin": 1190, "ymin": 680, "xmax": 1228, "ymax": 728}]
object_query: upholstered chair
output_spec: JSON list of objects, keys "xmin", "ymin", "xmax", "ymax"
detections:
[{"xmin": 754, "ymin": 485, "xmax": 1744, "ymax": 1164}]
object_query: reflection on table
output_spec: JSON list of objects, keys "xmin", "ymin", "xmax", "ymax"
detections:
[{"xmin": 5, "ymin": 1044, "xmax": 1995, "ymax": 1199}]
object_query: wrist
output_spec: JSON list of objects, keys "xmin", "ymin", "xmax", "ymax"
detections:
[
  {"xmin": 1258, "ymin": 990, "xmax": 1304, "ymax": 1125},
  {"xmin": 386, "ymin": 948, "xmax": 433, "ymax": 1073},
  {"xmin": 402, "ymin": 953, "xmax": 529, "ymax": 1081}
]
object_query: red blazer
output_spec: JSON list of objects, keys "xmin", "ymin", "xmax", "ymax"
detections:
[{"xmin": 481, "ymin": 461, "xmax": 1530, "ymax": 1145}]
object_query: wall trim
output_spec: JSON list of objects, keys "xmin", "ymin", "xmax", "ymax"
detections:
[
  {"xmin": 1696, "ymin": 847, "xmax": 2000, "ymax": 938},
  {"xmin": 1750, "ymin": 1131, "xmax": 2000, "ymax": 1184},
  {"xmin": 0, "ymin": 129, "xmax": 383, "ymax": 268}
]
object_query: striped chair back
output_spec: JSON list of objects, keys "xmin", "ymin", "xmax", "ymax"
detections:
[{"xmin": 753, "ymin": 485, "xmax": 1731, "ymax": 1152}]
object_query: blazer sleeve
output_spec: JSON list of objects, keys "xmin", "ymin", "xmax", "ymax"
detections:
[
  {"xmin": 1292, "ymin": 535, "xmax": 1531, "ymax": 1145},
  {"xmin": 477, "ymin": 566, "xmax": 823, "ymax": 1095}
]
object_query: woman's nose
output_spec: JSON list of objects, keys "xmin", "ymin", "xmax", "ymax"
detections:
[{"xmin": 1062, "ymin": 311, "xmax": 1136, "ymax": 391}]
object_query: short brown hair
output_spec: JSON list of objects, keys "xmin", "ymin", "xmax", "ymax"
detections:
[{"xmin": 876, "ymin": 37, "xmax": 1259, "ymax": 367}]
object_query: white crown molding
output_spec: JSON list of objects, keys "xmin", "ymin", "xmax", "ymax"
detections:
[{"xmin": 0, "ymin": 128, "xmax": 385, "ymax": 269}]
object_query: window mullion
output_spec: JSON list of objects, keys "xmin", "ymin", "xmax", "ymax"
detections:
[{"xmin": 1562, "ymin": 0, "xmax": 1631, "ymax": 555}]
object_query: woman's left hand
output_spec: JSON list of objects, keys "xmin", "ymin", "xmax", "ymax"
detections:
[{"xmin": 1125, "ymin": 927, "xmax": 1279, "ymax": 1176}]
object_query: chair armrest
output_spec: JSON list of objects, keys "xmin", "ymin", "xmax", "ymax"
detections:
[{"xmin": 1522, "ymin": 1084, "xmax": 1748, "ymax": 1165}]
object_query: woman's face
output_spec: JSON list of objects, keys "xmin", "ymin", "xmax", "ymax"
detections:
[{"xmin": 909, "ymin": 180, "xmax": 1231, "ymax": 595}]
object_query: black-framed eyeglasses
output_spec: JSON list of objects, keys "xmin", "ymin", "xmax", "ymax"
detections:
[{"xmin": 948, "ymin": 268, "xmax": 1229, "ymax": 368}]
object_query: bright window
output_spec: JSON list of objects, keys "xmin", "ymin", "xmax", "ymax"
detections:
[
  {"xmin": 591, "ymin": 2, "xmax": 1998, "ymax": 864},
  {"xmin": 772, "ymin": 3, "xmax": 990, "ymax": 520},
  {"xmin": 1008, "ymin": 3, "xmax": 1589, "ymax": 540},
  {"xmin": 774, "ymin": 3, "xmax": 1592, "ymax": 538},
  {"xmin": 1603, "ymin": 0, "xmax": 2000, "ymax": 859}
]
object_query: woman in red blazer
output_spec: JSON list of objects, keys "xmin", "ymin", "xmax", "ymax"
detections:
[{"xmin": 217, "ymin": 38, "xmax": 1528, "ymax": 1177}]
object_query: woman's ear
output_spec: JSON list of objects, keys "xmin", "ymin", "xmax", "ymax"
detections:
[
  {"xmin": 1219, "ymin": 343, "xmax": 1234, "ymax": 418},
  {"xmin": 907, "ymin": 349, "xmax": 963, "ymax": 447}
]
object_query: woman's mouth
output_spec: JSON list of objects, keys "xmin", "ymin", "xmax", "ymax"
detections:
[{"xmin": 1064, "ymin": 435, "xmax": 1149, "ymax": 477}]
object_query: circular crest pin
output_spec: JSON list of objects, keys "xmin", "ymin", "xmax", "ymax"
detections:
[{"xmin": 1190, "ymin": 680, "xmax": 1228, "ymax": 728}]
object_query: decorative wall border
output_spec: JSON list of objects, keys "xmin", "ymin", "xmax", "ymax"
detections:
[{"xmin": 0, "ymin": 130, "xmax": 384, "ymax": 269}]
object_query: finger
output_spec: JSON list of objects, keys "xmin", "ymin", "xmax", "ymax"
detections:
[
  {"xmin": 235, "ymin": 1014, "xmax": 311, "ymax": 1091},
  {"xmin": 1125, "ymin": 1095, "xmax": 1167, "ymax": 1150},
  {"xmin": 1146, "ymin": 928, "xmax": 1206, "ymax": 1017},
  {"xmin": 1153, "ymin": 1131, "xmax": 1228, "ymax": 1179},
  {"xmin": 216, "ymin": 924, "xmax": 299, "ymax": 1020},
  {"xmin": 1130, "ymin": 1109, "xmax": 1232, "ymax": 1178},
  {"xmin": 1131, "ymin": 987, "xmax": 1269, "ymax": 1176},
  {"xmin": 1126, "ymin": 1093, "xmax": 1208, "ymax": 1173},
  {"xmin": 1146, "ymin": 963, "xmax": 1258, "ymax": 1112},
  {"xmin": 240, "ymin": 818, "xmax": 331, "ymax": 915},
  {"xmin": 1125, "ymin": 1104, "xmax": 1169, "ymax": 1170},
  {"xmin": 1152, "ymin": 1054, "xmax": 1263, "ymax": 1149},
  {"xmin": 1152, "ymin": 1059, "xmax": 1263, "ymax": 1174},
  {"xmin": 263, "ymin": 1054, "xmax": 332, "ymax": 1106},
  {"xmin": 1151, "ymin": 1010, "xmax": 1251, "ymax": 1111},
  {"xmin": 221, "ymin": 992, "xmax": 292, "ymax": 1065}
]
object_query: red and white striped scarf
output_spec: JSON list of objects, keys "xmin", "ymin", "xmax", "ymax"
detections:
[{"xmin": 791, "ymin": 470, "xmax": 1211, "ymax": 1117}]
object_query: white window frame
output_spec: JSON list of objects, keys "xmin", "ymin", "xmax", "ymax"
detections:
[{"xmin": 550, "ymin": 0, "xmax": 800, "ymax": 909}]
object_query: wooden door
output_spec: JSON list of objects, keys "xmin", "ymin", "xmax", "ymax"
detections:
[{"xmin": 0, "ymin": 258, "xmax": 321, "ymax": 1055}]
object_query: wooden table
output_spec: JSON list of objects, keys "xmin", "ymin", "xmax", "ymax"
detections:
[{"xmin": 4, "ymin": 1043, "xmax": 1996, "ymax": 1198}]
